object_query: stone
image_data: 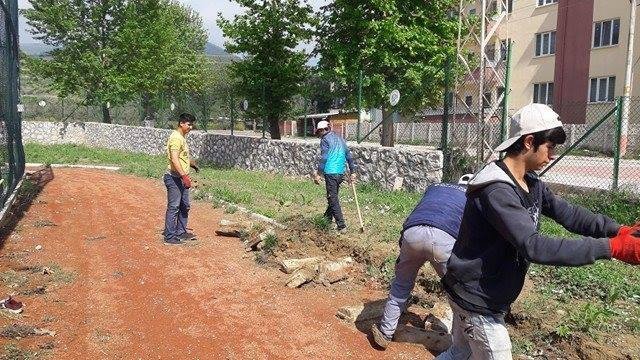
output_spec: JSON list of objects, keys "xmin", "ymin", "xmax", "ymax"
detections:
[
  {"xmin": 336, "ymin": 299, "xmax": 386, "ymax": 323},
  {"xmin": 279, "ymin": 257, "xmax": 324, "ymax": 274},
  {"xmin": 424, "ymin": 301, "xmax": 453, "ymax": 333},
  {"xmin": 394, "ymin": 325, "xmax": 452, "ymax": 352},
  {"xmin": 285, "ymin": 267, "xmax": 316, "ymax": 288}
]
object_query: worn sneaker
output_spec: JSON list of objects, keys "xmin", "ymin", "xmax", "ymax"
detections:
[
  {"xmin": 337, "ymin": 227, "xmax": 348, "ymax": 235},
  {"xmin": 178, "ymin": 232, "xmax": 197, "ymax": 241},
  {"xmin": 371, "ymin": 324, "xmax": 391, "ymax": 349},
  {"xmin": 163, "ymin": 237, "xmax": 184, "ymax": 245},
  {"xmin": 0, "ymin": 296, "xmax": 23, "ymax": 314}
]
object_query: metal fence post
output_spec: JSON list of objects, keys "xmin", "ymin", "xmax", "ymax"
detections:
[
  {"xmin": 229, "ymin": 93, "xmax": 235, "ymax": 136},
  {"xmin": 357, "ymin": 69, "xmax": 363, "ymax": 143},
  {"xmin": 500, "ymin": 40, "xmax": 512, "ymax": 143},
  {"xmin": 262, "ymin": 83, "xmax": 266, "ymax": 139},
  {"xmin": 303, "ymin": 97, "xmax": 308, "ymax": 139},
  {"xmin": 441, "ymin": 55, "xmax": 451, "ymax": 153},
  {"xmin": 613, "ymin": 96, "xmax": 624, "ymax": 191}
]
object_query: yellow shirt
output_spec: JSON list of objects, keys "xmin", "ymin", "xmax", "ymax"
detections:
[{"xmin": 166, "ymin": 130, "xmax": 190, "ymax": 175}]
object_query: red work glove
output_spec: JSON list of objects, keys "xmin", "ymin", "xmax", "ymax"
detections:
[
  {"xmin": 610, "ymin": 226, "xmax": 640, "ymax": 264},
  {"xmin": 181, "ymin": 175, "xmax": 192, "ymax": 189}
]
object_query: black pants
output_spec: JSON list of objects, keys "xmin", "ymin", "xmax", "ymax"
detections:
[{"xmin": 324, "ymin": 174, "xmax": 346, "ymax": 229}]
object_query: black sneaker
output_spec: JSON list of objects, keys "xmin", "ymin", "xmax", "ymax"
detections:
[
  {"xmin": 163, "ymin": 237, "xmax": 184, "ymax": 245},
  {"xmin": 178, "ymin": 232, "xmax": 197, "ymax": 241}
]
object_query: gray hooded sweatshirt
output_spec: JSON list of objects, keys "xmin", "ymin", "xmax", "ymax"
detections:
[{"xmin": 442, "ymin": 161, "xmax": 619, "ymax": 315}]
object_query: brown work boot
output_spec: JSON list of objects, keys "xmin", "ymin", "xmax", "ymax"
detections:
[{"xmin": 371, "ymin": 324, "xmax": 391, "ymax": 349}]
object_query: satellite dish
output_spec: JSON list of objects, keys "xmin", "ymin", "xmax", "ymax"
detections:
[
  {"xmin": 242, "ymin": 99, "xmax": 249, "ymax": 111},
  {"xmin": 38, "ymin": 100, "xmax": 46, "ymax": 107},
  {"xmin": 389, "ymin": 90, "xmax": 400, "ymax": 107},
  {"xmin": 170, "ymin": 103, "xmax": 176, "ymax": 111}
]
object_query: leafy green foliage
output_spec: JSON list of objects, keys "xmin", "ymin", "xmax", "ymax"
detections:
[
  {"xmin": 315, "ymin": 0, "xmax": 460, "ymax": 113},
  {"xmin": 217, "ymin": 0, "xmax": 316, "ymax": 139},
  {"xmin": 23, "ymin": 0, "xmax": 208, "ymax": 124},
  {"xmin": 114, "ymin": 0, "xmax": 209, "ymax": 123},
  {"xmin": 24, "ymin": 0, "xmax": 129, "ymax": 122}
]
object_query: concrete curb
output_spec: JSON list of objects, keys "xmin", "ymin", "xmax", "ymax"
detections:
[
  {"xmin": 197, "ymin": 192, "xmax": 286, "ymax": 230},
  {"xmin": 26, "ymin": 163, "xmax": 121, "ymax": 171}
]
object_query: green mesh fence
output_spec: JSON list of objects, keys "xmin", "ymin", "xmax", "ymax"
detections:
[
  {"xmin": 541, "ymin": 97, "xmax": 640, "ymax": 193},
  {"xmin": 0, "ymin": 0, "xmax": 26, "ymax": 213}
]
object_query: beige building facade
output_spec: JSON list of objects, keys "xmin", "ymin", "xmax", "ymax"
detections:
[{"xmin": 465, "ymin": 0, "xmax": 639, "ymax": 124}]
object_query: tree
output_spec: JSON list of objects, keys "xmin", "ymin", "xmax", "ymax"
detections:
[
  {"xmin": 315, "ymin": 0, "xmax": 460, "ymax": 145},
  {"xmin": 217, "ymin": 0, "xmax": 316, "ymax": 139},
  {"xmin": 24, "ymin": 0, "xmax": 129, "ymax": 123},
  {"xmin": 24, "ymin": 0, "xmax": 208, "ymax": 124},
  {"xmin": 114, "ymin": 0, "xmax": 209, "ymax": 124}
]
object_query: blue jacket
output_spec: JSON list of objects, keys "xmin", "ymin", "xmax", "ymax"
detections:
[
  {"xmin": 403, "ymin": 183, "xmax": 467, "ymax": 239},
  {"xmin": 318, "ymin": 131, "xmax": 356, "ymax": 175},
  {"xmin": 443, "ymin": 161, "xmax": 618, "ymax": 315}
]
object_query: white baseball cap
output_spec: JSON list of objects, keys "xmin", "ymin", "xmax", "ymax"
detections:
[
  {"xmin": 494, "ymin": 103, "xmax": 563, "ymax": 152},
  {"xmin": 316, "ymin": 120, "xmax": 330, "ymax": 132}
]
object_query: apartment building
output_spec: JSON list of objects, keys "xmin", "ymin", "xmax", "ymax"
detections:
[{"xmin": 466, "ymin": 0, "xmax": 639, "ymax": 124}]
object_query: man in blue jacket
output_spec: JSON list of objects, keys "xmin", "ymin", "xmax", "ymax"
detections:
[
  {"xmin": 313, "ymin": 120, "xmax": 356, "ymax": 233},
  {"xmin": 437, "ymin": 104, "xmax": 640, "ymax": 360},
  {"xmin": 371, "ymin": 175, "xmax": 471, "ymax": 349}
]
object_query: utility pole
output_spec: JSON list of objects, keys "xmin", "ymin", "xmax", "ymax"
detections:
[{"xmin": 621, "ymin": 0, "xmax": 637, "ymax": 156}]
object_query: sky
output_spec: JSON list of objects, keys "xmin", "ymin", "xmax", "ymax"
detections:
[{"xmin": 17, "ymin": 0, "xmax": 329, "ymax": 47}]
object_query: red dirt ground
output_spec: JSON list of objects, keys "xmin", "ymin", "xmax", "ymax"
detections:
[{"xmin": 0, "ymin": 168, "xmax": 434, "ymax": 359}]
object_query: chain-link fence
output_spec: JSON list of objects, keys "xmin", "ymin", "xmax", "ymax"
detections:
[
  {"xmin": 19, "ymin": 89, "xmax": 272, "ymax": 138},
  {"xmin": 540, "ymin": 97, "xmax": 640, "ymax": 193},
  {"xmin": 0, "ymin": 0, "xmax": 26, "ymax": 214}
]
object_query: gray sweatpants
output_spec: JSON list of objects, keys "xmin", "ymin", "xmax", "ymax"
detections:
[
  {"xmin": 435, "ymin": 298, "xmax": 512, "ymax": 360},
  {"xmin": 378, "ymin": 225, "xmax": 455, "ymax": 338}
]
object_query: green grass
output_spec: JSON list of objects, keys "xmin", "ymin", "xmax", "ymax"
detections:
[
  {"xmin": 25, "ymin": 143, "xmax": 166, "ymax": 178},
  {"xmin": 532, "ymin": 190, "xmax": 640, "ymax": 303}
]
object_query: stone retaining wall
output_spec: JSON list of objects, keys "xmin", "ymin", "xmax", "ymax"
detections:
[{"xmin": 22, "ymin": 121, "xmax": 443, "ymax": 191}]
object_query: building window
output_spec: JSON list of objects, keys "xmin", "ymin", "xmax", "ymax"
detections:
[
  {"xmin": 533, "ymin": 82, "xmax": 554, "ymax": 105},
  {"xmin": 535, "ymin": 31, "xmax": 556, "ymax": 57},
  {"xmin": 501, "ymin": 0, "xmax": 513, "ymax": 13},
  {"xmin": 589, "ymin": 76, "xmax": 616, "ymax": 102},
  {"xmin": 537, "ymin": 0, "xmax": 557, "ymax": 6},
  {"xmin": 593, "ymin": 19, "xmax": 620, "ymax": 48},
  {"xmin": 483, "ymin": 92, "xmax": 492, "ymax": 108},
  {"xmin": 465, "ymin": 95, "xmax": 473, "ymax": 107}
]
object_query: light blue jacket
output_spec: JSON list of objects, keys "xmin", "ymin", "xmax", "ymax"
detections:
[{"xmin": 318, "ymin": 131, "xmax": 356, "ymax": 175}]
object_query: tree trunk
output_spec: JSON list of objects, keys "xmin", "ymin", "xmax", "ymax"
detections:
[
  {"xmin": 141, "ymin": 92, "xmax": 156, "ymax": 127},
  {"xmin": 381, "ymin": 109, "xmax": 395, "ymax": 147},
  {"xmin": 269, "ymin": 117, "xmax": 281, "ymax": 140},
  {"xmin": 101, "ymin": 104, "xmax": 112, "ymax": 124}
]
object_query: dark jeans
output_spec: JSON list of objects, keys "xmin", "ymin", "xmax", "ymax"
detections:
[
  {"xmin": 324, "ymin": 174, "xmax": 345, "ymax": 229},
  {"xmin": 163, "ymin": 173, "xmax": 190, "ymax": 240}
]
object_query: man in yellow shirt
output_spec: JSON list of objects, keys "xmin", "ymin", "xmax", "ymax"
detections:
[{"xmin": 163, "ymin": 113, "xmax": 199, "ymax": 245}]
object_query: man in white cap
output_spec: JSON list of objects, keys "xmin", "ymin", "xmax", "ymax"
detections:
[
  {"xmin": 313, "ymin": 120, "xmax": 356, "ymax": 233},
  {"xmin": 436, "ymin": 103, "xmax": 640, "ymax": 359}
]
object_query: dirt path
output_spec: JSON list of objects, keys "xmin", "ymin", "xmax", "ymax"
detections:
[{"xmin": 0, "ymin": 168, "xmax": 434, "ymax": 359}]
